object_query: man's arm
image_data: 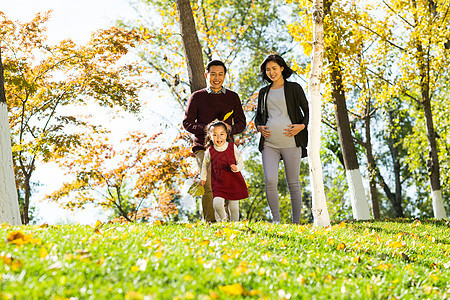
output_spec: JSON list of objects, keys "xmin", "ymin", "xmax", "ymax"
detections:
[
  {"xmin": 230, "ymin": 95, "xmax": 246, "ymax": 135},
  {"xmin": 182, "ymin": 95, "xmax": 206, "ymax": 135}
]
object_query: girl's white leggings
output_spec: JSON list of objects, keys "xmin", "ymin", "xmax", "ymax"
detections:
[{"xmin": 213, "ymin": 197, "xmax": 239, "ymax": 222}]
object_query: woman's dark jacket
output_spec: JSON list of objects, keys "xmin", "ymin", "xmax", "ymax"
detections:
[{"xmin": 254, "ymin": 80, "xmax": 309, "ymax": 157}]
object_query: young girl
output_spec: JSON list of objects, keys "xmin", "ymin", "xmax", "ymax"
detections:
[{"xmin": 200, "ymin": 121, "xmax": 248, "ymax": 222}]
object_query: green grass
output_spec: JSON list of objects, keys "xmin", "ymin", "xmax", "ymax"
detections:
[{"xmin": 1, "ymin": 219, "xmax": 450, "ymax": 299}]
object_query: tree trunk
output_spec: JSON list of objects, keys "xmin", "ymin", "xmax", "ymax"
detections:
[
  {"xmin": 415, "ymin": 37, "xmax": 446, "ymax": 218},
  {"xmin": 421, "ymin": 87, "xmax": 446, "ymax": 219},
  {"xmin": 324, "ymin": 0, "xmax": 370, "ymax": 220},
  {"xmin": 363, "ymin": 108, "xmax": 380, "ymax": 219},
  {"xmin": 330, "ymin": 56, "xmax": 371, "ymax": 220},
  {"xmin": 0, "ymin": 49, "xmax": 22, "ymax": 225},
  {"xmin": 308, "ymin": 0, "xmax": 330, "ymax": 227},
  {"xmin": 175, "ymin": 0, "xmax": 207, "ymax": 93},
  {"xmin": 386, "ymin": 110, "xmax": 404, "ymax": 217}
]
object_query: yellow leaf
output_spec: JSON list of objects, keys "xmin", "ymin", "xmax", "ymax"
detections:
[
  {"xmin": 7, "ymin": 230, "xmax": 25, "ymax": 242},
  {"xmin": 222, "ymin": 110, "xmax": 233, "ymax": 121},
  {"xmin": 296, "ymin": 274, "xmax": 306, "ymax": 285},
  {"xmin": 209, "ymin": 290, "xmax": 219, "ymax": 299},
  {"xmin": 336, "ymin": 243, "xmax": 346, "ymax": 250},
  {"xmin": 125, "ymin": 291, "xmax": 143, "ymax": 300},
  {"xmin": 40, "ymin": 247, "xmax": 49, "ymax": 259},
  {"xmin": 188, "ymin": 182, "xmax": 205, "ymax": 197},
  {"xmin": 199, "ymin": 240, "xmax": 210, "ymax": 246},
  {"xmin": 130, "ymin": 265, "xmax": 140, "ymax": 272},
  {"xmin": 94, "ymin": 220, "xmax": 102, "ymax": 228},
  {"xmin": 423, "ymin": 285, "xmax": 433, "ymax": 295},
  {"xmin": 218, "ymin": 283, "xmax": 244, "ymax": 296}
]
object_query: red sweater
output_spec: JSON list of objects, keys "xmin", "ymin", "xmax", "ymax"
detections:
[{"xmin": 183, "ymin": 89, "xmax": 246, "ymax": 153}]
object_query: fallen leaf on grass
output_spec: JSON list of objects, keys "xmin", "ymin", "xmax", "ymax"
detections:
[
  {"xmin": 184, "ymin": 275, "xmax": 193, "ymax": 281},
  {"xmin": 218, "ymin": 283, "xmax": 244, "ymax": 296},
  {"xmin": 199, "ymin": 240, "xmax": 210, "ymax": 246},
  {"xmin": 336, "ymin": 243, "xmax": 346, "ymax": 250},
  {"xmin": 130, "ymin": 265, "xmax": 140, "ymax": 272},
  {"xmin": 209, "ymin": 290, "xmax": 219, "ymax": 299},
  {"xmin": 296, "ymin": 275, "xmax": 306, "ymax": 285},
  {"xmin": 40, "ymin": 247, "xmax": 49, "ymax": 259},
  {"xmin": 1, "ymin": 254, "xmax": 22, "ymax": 271},
  {"xmin": 6, "ymin": 230, "xmax": 41, "ymax": 246},
  {"xmin": 124, "ymin": 291, "xmax": 143, "ymax": 300}
]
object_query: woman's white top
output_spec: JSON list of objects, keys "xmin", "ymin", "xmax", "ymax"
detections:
[{"xmin": 264, "ymin": 87, "xmax": 296, "ymax": 149}]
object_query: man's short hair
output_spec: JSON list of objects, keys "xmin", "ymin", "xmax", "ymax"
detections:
[{"xmin": 206, "ymin": 60, "xmax": 227, "ymax": 74}]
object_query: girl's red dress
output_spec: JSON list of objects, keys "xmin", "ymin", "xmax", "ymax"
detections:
[{"xmin": 209, "ymin": 143, "xmax": 248, "ymax": 200}]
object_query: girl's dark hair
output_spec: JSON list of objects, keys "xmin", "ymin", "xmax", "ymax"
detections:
[
  {"xmin": 204, "ymin": 120, "xmax": 232, "ymax": 148},
  {"xmin": 259, "ymin": 54, "xmax": 294, "ymax": 83}
]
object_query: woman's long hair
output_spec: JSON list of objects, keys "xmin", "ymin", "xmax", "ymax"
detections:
[
  {"xmin": 259, "ymin": 54, "xmax": 294, "ymax": 83},
  {"xmin": 204, "ymin": 121, "xmax": 232, "ymax": 148}
]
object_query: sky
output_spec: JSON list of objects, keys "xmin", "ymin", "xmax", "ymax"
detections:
[
  {"xmin": 2, "ymin": 0, "xmax": 136, "ymax": 44},
  {"xmin": 1, "ymin": 0, "xmax": 166, "ymax": 225}
]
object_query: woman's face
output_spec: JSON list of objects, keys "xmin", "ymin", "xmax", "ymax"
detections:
[
  {"xmin": 210, "ymin": 125, "xmax": 227, "ymax": 147},
  {"xmin": 265, "ymin": 61, "xmax": 284, "ymax": 84}
]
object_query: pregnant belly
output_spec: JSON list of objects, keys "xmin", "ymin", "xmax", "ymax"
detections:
[{"xmin": 266, "ymin": 121, "xmax": 288, "ymax": 139}]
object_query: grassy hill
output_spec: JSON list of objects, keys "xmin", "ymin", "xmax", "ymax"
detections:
[{"xmin": 1, "ymin": 219, "xmax": 449, "ymax": 299}]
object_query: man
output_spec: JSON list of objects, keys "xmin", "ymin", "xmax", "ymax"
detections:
[{"xmin": 183, "ymin": 60, "xmax": 246, "ymax": 222}]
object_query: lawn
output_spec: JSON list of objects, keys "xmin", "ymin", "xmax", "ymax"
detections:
[{"xmin": 1, "ymin": 219, "xmax": 449, "ymax": 299}]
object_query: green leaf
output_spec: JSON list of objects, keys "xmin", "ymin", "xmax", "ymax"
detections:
[{"xmin": 187, "ymin": 182, "xmax": 205, "ymax": 197}]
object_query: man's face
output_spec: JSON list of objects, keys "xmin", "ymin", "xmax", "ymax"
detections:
[{"xmin": 205, "ymin": 65, "xmax": 226, "ymax": 92}]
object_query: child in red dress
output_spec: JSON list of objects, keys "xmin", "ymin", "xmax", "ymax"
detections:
[{"xmin": 200, "ymin": 121, "xmax": 248, "ymax": 222}]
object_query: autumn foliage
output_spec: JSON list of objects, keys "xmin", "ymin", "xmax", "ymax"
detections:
[{"xmin": 47, "ymin": 131, "xmax": 195, "ymax": 222}]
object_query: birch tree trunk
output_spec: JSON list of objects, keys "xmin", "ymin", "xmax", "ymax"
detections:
[
  {"xmin": 324, "ymin": 0, "xmax": 371, "ymax": 221},
  {"xmin": 331, "ymin": 67, "xmax": 371, "ymax": 220},
  {"xmin": 411, "ymin": 0, "xmax": 446, "ymax": 219},
  {"xmin": 0, "ymin": 49, "xmax": 22, "ymax": 225},
  {"xmin": 175, "ymin": 0, "xmax": 206, "ymax": 93},
  {"xmin": 308, "ymin": 0, "xmax": 330, "ymax": 227},
  {"xmin": 421, "ymin": 78, "xmax": 446, "ymax": 219}
]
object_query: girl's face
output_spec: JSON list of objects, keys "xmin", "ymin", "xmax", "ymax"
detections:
[
  {"xmin": 210, "ymin": 125, "xmax": 227, "ymax": 147},
  {"xmin": 265, "ymin": 60, "xmax": 284, "ymax": 84}
]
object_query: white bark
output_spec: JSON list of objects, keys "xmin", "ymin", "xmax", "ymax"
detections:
[
  {"xmin": 308, "ymin": 0, "xmax": 330, "ymax": 227},
  {"xmin": 0, "ymin": 102, "xmax": 21, "ymax": 225},
  {"xmin": 346, "ymin": 168, "xmax": 371, "ymax": 220},
  {"xmin": 431, "ymin": 190, "xmax": 447, "ymax": 219}
]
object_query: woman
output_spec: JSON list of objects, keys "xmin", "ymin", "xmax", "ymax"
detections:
[{"xmin": 254, "ymin": 54, "xmax": 309, "ymax": 224}]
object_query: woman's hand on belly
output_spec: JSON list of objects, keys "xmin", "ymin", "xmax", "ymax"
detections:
[
  {"xmin": 257, "ymin": 125, "xmax": 271, "ymax": 138},
  {"xmin": 283, "ymin": 124, "xmax": 305, "ymax": 137}
]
